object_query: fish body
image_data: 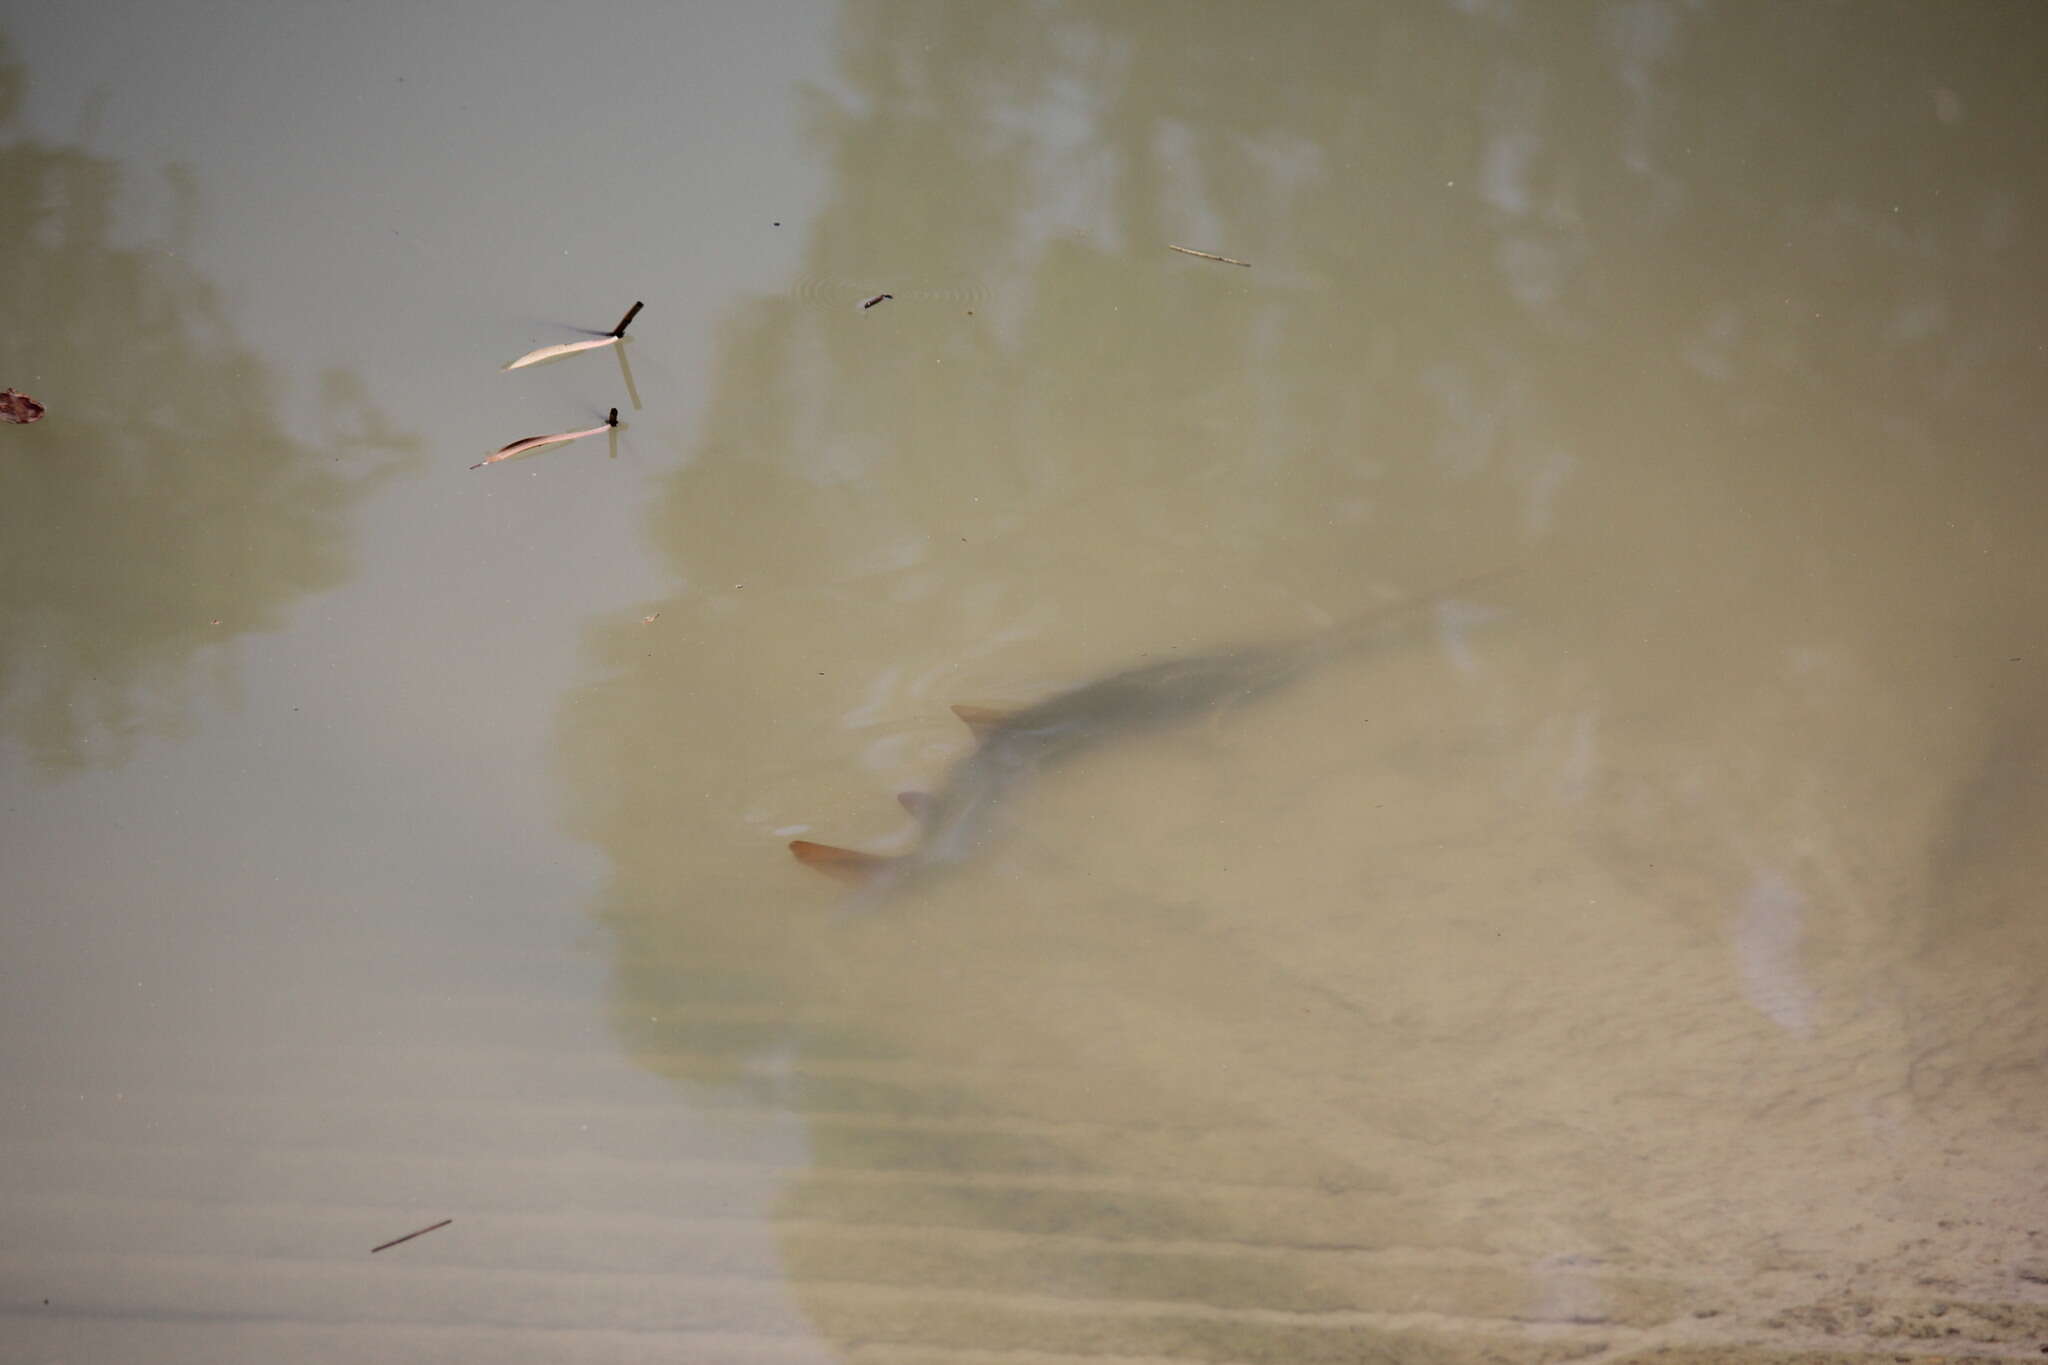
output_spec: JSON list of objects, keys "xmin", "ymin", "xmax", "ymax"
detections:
[
  {"xmin": 920, "ymin": 649, "xmax": 1314, "ymax": 863},
  {"xmin": 791, "ymin": 574, "xmax": 1509, "ymax": 904}
]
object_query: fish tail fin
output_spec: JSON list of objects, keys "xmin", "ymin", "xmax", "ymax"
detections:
[
  {"xmin": 789, "ymin": 840, "xmax": 901, "ymax": 885},
  {"xmin": 950, "ymin": 704, "xmax": 1015, "ymax": 740}
]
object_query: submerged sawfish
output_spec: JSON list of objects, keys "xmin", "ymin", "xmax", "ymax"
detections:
[{"xmin": 790, "ymin": 571, "xmax": 1512, "ymax": 904}]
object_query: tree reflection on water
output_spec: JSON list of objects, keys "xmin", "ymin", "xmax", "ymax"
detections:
[{"xmin": 0, "ymin": 36, "xmax": 416, "ymax": 771}]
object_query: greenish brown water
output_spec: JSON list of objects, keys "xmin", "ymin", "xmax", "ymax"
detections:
[{"xmin": 4, "ymin": 4, "xmax": 2046, "ymax": 1362}]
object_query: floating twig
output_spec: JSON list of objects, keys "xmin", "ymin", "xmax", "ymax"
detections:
[
  {"xmin": 1167, "ymin": 244, "xmax": 1250, "ymax": 267},
  {"xmin": 371, "ymin": 1218, "xmax": 452, "ymax": 1254},
  {"xmin": 0, "ymin": 389, "xmax": 46, "ymax": 423},
  {"xmin": 861, "ymin": 293, "xmax": 893, "ymax": 310},
  {"xmin": 471, "ymin": 409, "xmax": 619, "ymax": 469},
  {"xmin": 502, "ymin": 302, "xmax": 645, "ymax": 371}
]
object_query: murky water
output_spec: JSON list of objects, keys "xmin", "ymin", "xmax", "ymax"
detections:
[{"xmin": 4, "ymin": 3, "xmax": 2045, "ymax": 1361}]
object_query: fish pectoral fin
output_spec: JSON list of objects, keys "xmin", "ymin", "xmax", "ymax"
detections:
[
  {"xmin": 950, "ymin": 704, "xmax": 1016, "ymax": 740},
  {"xmin": 896, "ymin": 791, "xmax": 932, "ymax": 817},
  {"xmin": 789, "ymin": 840, "xmax": 900, "ymax": 884}
]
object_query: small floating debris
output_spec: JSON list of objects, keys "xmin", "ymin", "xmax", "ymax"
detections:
[
  {"xmin": 372, "ymin": 1218, "xmax": 452, "ymax": 1254},
  {"xmin": 471, "ymin": 408, "xmax": 619, "ymax": 470},
  {"xmin": 502, "ymin": 301, "xmax": 644, "ymax": 371},
  {"xmin": 1, "ymin": 389, "xmax": 46, "ymax": 423},
  {"xmin": 861, "ymin": 293, "xmax": 893, "ymax": 310},
  {"xmin": 1167, "ymin": 244, "xmax": 1250, "ymax": 267}
]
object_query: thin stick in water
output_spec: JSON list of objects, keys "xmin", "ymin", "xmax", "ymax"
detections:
[
  {"xmin": 1167, "ymin": 244, "xmax": 1251, "ymax": 267},
  {"xmin": 371, "ymin": 1218, "xmax": 452, "ymax": 1254}
]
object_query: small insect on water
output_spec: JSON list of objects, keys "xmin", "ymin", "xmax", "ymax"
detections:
[{"xmin": 861, "ymin": 293, "xmax": 893, "ymax": 310}]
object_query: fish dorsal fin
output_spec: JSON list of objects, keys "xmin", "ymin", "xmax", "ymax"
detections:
[
  {"xmin": 789, "ymin": 840, "xmax": 899, "ymax": 884},
  {"xmin": 897, "ymin": 791, "xmax": 932, "ymax": 817},
  {"xmin": 950, "ymin": 704, "xmax": 1015, "ymax": 740}
]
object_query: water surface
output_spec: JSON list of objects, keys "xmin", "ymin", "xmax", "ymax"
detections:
[{"xmin": 4, "ymin": 3, "xmax": 2046, "ymax": 1361}]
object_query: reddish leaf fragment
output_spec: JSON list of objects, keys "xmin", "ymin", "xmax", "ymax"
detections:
[{"xmin": 0, "ymin": 389, "xmax": 45, "ymax": 424}]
